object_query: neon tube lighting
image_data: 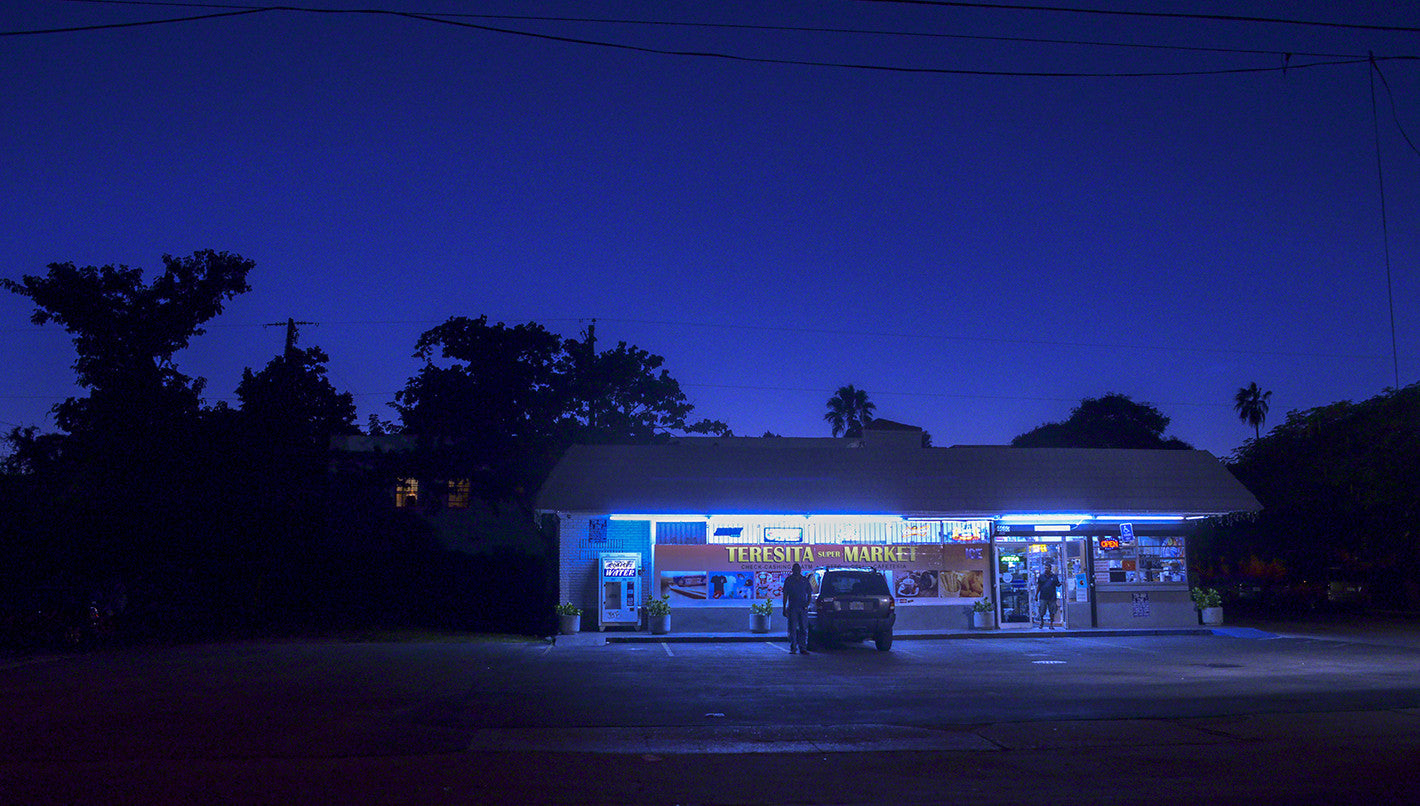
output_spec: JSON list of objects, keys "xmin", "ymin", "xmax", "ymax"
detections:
[
  {"xmin": 607, "ymin": 514, "xmax": 709, "ymax": 522},
  {"xmin": 1094, "ymin": 515, "xmax": 1186, "ymax": 522},
  {"xmin": 997, "ymin": 514, "xmax": 1093, "ymax": 524}
]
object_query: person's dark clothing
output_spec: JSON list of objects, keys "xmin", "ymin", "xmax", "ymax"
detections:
[
  {"xmin": 1036, "ymin": 569, "xmax": 1061, "ymax": 628},
  {"xmin": 783, "ymin": 572, "xmax": 811, "ymax": 610},
  {"xmin": 783, "ymin": 572, "xmax": 812, "ymax": 652},
  {"xmin": 786, "ymin": 607, "xmax": 808, "ymax": 653},
  {"xmin": 1037, "ymin": 570, "xmax": 1060, "ymax": 602}
]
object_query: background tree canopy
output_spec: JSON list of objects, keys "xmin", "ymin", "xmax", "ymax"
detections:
[
  {"xmin": 1213, "ymin": 383, "xmax": 1420, "ymax": 609},
  {"xmin": 1010, "ymin": 393, "xmax": 1192, "ymax": 449},
  {"xmin": 393, "ymin": 315, "xmax": 729, "ymax": 504},
  {"xmin": 1, "ymin": 251, "xmax": 253, "ymax": 441}
]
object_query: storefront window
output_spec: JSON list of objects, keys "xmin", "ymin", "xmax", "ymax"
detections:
[
  {"xmin": 1137, "ymin": 536, "xmax": 1187, "ymax": 583},
  {"xmin": 1092, "ymin": 535, "xmax": 1186, "ymax": 584}
]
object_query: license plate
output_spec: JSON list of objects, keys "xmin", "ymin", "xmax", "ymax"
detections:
[{"xmin": 850, "ymin": 602, "xmax": 864, "ymax": 611}]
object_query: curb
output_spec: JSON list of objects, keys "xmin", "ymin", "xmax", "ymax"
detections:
[{"xmin": 596, "ymin": 627, "xmax": 1216, "ymax": 644}]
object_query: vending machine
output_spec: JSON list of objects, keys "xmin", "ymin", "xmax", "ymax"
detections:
[{"xmin": 598, "ymin": 552, "xmax": 641, "ymax": 631}]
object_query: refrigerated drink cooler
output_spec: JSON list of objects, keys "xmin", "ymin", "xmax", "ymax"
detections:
[{"xmin": 598, "ymin": 552, "xmax": 641, "ymax": 631}]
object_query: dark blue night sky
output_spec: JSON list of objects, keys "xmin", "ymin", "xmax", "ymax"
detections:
[{"xmin": 3, "ymin": 1, "xmax": 1416, "ymax": 456}]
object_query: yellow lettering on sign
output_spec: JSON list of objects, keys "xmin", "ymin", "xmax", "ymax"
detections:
[{"xmin": 803, "ymin": 546, "xmax": 814, "ymax": 563}]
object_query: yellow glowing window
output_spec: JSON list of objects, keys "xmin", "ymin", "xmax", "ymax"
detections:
[
  {"xmin": 447, "ymin": 479, "xmax": 471, "ymax": 509},
  {"xmin": 395, "ymin": 478, "xmax": 419, "ymax": 508}
]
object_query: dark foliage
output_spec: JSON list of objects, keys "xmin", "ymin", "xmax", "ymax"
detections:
[
  {"xmin": 3, "ymin": 265, "xmax": 717, "ymax": 646},
  {"xmin": 1011, "ymin": 393, "xmax": 1192, "ymax": 449},
  {"xmin": 394, "ymin": 315, "xmax": 730, "ymax": 506},
  {"xmin": 1202, "ymin": 384, "xmax": 1420, "ymax": 611}
]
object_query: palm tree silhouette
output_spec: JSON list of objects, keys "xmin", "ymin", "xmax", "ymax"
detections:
[
  {"xmin": 824, "ymin": 384, "xmax": 876, "ymax": 438},
  {"xmin": 1234, "ymin": 382, "xmax": 1273, "ymax": 440}
]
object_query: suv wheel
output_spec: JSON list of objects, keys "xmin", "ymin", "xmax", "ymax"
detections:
[{"xmin": 874, "ymin": 629, "xmax": 893, "ymax": 652}]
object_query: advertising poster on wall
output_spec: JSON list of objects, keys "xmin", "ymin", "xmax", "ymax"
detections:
[{"xmin": 654, "ymin": 543, "xmax": 988, "ymax": 606}]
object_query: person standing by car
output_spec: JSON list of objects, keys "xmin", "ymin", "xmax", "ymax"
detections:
[
  {"xmin": 782, "ymin": 563, "xmax": 812, "ymax": 654},
  {"xmin": 1036, "ymin": 562, "xmax": 1061, "ymax": 629}
]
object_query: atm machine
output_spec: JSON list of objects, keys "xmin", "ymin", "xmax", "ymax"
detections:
[{"xmin": 598, "ymin": 552, "xmax": 641, "ymax": 631}]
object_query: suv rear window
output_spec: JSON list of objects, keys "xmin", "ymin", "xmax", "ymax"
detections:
[{"xmin": 822, "ymin": 571, "xmax": 890, "ymax": 596}]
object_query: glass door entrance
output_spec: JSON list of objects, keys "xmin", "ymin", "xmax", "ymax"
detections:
[{"xmin": 996, "ymin": 543, "xmax": 1066, "ymax": 629}]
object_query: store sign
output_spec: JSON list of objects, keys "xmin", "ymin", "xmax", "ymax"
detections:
[
  {"xmin": 1119, "ymin": 523, "xmax": 1135, "ymax": 546},
  {"xmin": 603, "ymin": 558, "xmax": 638, "ymax": 577},
  {"xmin": 1098, "ymin": 537, "xmax": 1121, "ymax": 550},
  {"xmin": 587, "ymin": 518, "xmax": 608, "ymax": 543},
  {"xmin": 654, "ymin": 543, "xmax": 990, "ymax": 607},
  {"xmin": 763, "ymin": 526, "xmax": 804, "ymax": 543}
]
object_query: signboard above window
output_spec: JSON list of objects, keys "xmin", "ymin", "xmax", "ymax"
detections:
[
  {"xmin": 763, "ymin": 526, "xmax": 804, "ymax": 543},
  {"xmin": 588, "ymin": 518, "xmax": 608, "ymax": 544}
]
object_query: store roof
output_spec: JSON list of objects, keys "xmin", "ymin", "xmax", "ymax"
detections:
[{"xmin": 535, "ymin": 439, "xmax": 1261, "ymax": 517}]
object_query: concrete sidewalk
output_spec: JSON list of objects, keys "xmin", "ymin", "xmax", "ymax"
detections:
[
  {"xmin": 463, "ymin": 708, "xmax": 1420, "ymax": 755},
  {"xmin": 556, "ymin": 624, "xmax": 1226, "ymax": 646}
]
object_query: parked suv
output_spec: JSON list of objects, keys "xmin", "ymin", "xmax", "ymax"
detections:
[{"xmin": 808, "ymin": 567, "xmax": 896, "ymax": 651}]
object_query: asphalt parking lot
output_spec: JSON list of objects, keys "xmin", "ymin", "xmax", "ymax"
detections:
[{"xmin": 3, "ymin": 621, "xmax": 1419, "ymax": 804}]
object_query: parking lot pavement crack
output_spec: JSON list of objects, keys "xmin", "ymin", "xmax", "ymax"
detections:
[
  {"xmin": 463, "ymin": 724, "xmax": 999, "ymax": 755},
  {"xmin": 976, "ymin": 718, "xmax": 1231, "ymax": 751}
]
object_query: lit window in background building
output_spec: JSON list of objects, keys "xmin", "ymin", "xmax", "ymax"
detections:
[
  {"xmin": 447, "ymin": 479, "xmax": 471, "ymax": 509},
  {"xmin": 395, "ymin": 478, "xmax": 419, "ymax": 509}
]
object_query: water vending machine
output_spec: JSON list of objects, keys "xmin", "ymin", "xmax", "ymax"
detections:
[{"xmin": 598, "ymin": 552, "xmax": 641, "ymax": 631}]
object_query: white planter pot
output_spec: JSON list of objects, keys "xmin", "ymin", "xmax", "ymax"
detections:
[
  {"xmin": 972, "ymin": 611, "xmax": 996, "ymax": 629},
  {"xmin": 557, "ymin": 613, "xmax": 580, "ymax": 635},
  {"xmin": 1201, "ymin": 606, "xmax": 1224, "ymax": 626},
  {"xmin": 649, "ymin": 613, "xmax": 671, "ymax": 635},
  {"xmin": 749, "ymin": 613, "xmax": 771, "ymax": 634}
]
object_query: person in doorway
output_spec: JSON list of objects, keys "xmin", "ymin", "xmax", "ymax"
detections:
[
  {"xmin": 1036, "ymin": 562, "xmax": 1061, "ymax": 629},
  {"xmin": 782, "ymin": 563, "xmax": 812, "ymax": 654}
]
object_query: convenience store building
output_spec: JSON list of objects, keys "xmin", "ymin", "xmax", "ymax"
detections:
[{"xmin": 535, "ymin": 428, "xmax": 1260, "ymax": 632}]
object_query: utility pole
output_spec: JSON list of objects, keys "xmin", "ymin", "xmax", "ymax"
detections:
[
  {"xmin": 263, "ymin": 318, "xmax": 317, "ymax": 362},
  {"xmin": 583, "ymin": 318, "xmax": 597, "ymax": 430}
]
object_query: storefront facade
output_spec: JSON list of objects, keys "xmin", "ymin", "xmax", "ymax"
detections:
[{"xmin": 537, "ymin": 433, "xmax": 1258, "ymax": 632}]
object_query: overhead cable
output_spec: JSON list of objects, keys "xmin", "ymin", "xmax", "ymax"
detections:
[{"xmin": 854, "ymin": 0, "xmax": 1420, "ymax": 35}]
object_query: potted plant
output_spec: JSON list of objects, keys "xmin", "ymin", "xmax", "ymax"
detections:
[
  {"xmin": 554, "ymin": 602, "xmax": 582, "ymax": 635},
  {"xmin": 644, "ymin": 594, "xmax": 671, "ymax": 634},
  {"xmin": 1192, "ymin": 586, "xmax": 1224, "ymax": 626},
  {"xmin": 749, "ymin": 599, "xmax": 773, "ymax": 633},
  {"xmin": 971, "ymin": 597, "xmax": 996, "ymax": 629}
]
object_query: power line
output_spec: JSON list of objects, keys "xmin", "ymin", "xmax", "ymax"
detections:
[
  {"xmin": 1372, "ymin": 60, "xmax": 1420, "ymax": 160},
  {"xmin": 680, "ymin": 381, "xmax": 1233, "ymax": 409},
  {"xmin": 572, "ymin": 316, "xmax": 1389, "ymax": 363},
  {"xmin": 10, "ymin": 312, "xmax": 1387, "ymax": 363},
  {"xmin": 199, "ymin": 314, "xmax": 1398, "ymax": 362},
  {"xmin": 1368, "ymin": 56, "xmax": 1401, "ymax": 391},
  {"xmin": 61, "ymin": 0, "xmax": 1369, "ymax": 59},
  {"xmin": 7, "ymin": 2, "xmax": 1396, "ymax": 78},
  {"xmin": 0, "ymin": 6, "xmax": 265, "ymax": 36},
  {"xmin": 854, "ymin": 0, "xmax": 1420, "ymax": 35}
]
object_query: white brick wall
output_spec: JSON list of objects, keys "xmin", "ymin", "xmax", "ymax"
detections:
[{"xmin": 556, "ymin": 513, "xmax": 652, "ymax": 618}]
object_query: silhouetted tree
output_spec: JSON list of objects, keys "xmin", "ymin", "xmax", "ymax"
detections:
[
  {"xmin": 2, "ymin": 251, "xmax": 253, "ymax": 442},
  {"xmin": 1234, "ymin": 382, "xmax": 1273, "ymax": 440},
  {"xmin": 394, "ymin": 315, "xmax": 728, "ymax": 504},
  {"xmin": 1011, "ymin": 393, "xmax": 1191, "ymax": 449},
  {"xmin": 237, "ymin": 337, "xmax": 358, "ymax": 450},
  {"xmin": 824, "ymin": 385, "xmax": 875, "ymax": 438},
  {"xmin": 1, "ymin": 251, "xmax": 258, "ymax": 635},
  {"xmin": 1223, "ymin": 384, "xmax": 1420, "ymax": 610}
]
